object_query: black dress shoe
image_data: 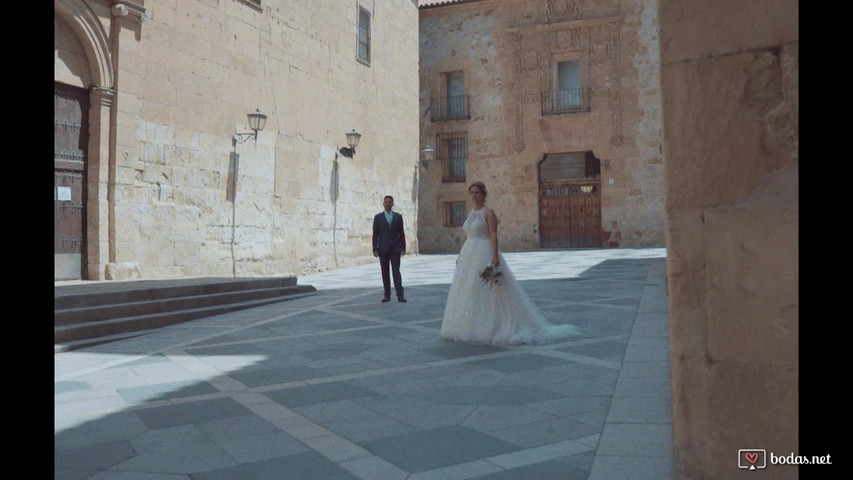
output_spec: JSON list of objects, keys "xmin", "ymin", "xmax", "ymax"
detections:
[
  {"xmin": 382, "ymin": 296, "xmax": 391, "ymax": 303},
  {"xmin": 397, "ymin": 296, "xmax": 407, "ymax": 303}
]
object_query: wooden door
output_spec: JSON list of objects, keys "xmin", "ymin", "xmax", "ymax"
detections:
[
  {"xmin": 539, "ymin": 182, "xmax": 601, "ymax": 248},
  {"xmin": 55, "ymin": 83, "xmax": 89, "ymax": 280}
]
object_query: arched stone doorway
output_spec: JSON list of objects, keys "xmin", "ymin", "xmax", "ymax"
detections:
[
  {"xmin": 538, "ymin": 151, "xmax": 602, "ymax": 248},
  {"xmin": 54, "ymin": 0, "xmax": 119, "ymax": 280}
]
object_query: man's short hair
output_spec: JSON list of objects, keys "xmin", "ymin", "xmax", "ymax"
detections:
[{"xmin": 384, "ymin": 195, "xmax": 394, "ymax": 202}]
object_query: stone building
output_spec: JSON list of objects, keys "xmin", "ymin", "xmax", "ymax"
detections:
[
  {"xmin": 660, "ymin": 1, "xmax": 798, "ymax": 479},
  {"xmin": 55, "ymin": 0, "xmax": 420, "ymax": 281},
  {"xmin": 417, "ymin": 0, "xmax": 664, "ymax": 253}
]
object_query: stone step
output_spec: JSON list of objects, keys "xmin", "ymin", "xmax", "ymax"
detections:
[
  {"xmin": 55, "ymin": 277, "xmax": 301, "ymax": 310},
  {"xmin": 54, "ymin": 277, "xmax": 317, "ymax": 350},
  {"xmin": 55, "ymin": 285, "xmax": 314, "ymax": 326}
]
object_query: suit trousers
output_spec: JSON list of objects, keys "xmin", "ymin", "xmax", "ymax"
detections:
[{"xmin": 379, "ymin": 251, "xmax": 403, "ymax": 297}]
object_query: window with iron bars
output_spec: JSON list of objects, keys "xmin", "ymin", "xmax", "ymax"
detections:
[
  {"xmin": 542, "ymin": 59, "xmax": 590, "ymax": 114},
  {"xmin": 436, "ymin": 132, "xmax": 467, "ymax": 182},
  {"xmin": 431, "ymin": 71, "xmax": 470, "ymax": 121},
  {"xmin": 444, "ymin": 201, "xmax": 467, "ymax": 227}
]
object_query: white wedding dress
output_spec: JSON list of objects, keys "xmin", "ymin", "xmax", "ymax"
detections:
[{"xmin": 440, "ymin": 206, "xmax": 580, "ymax": 345}]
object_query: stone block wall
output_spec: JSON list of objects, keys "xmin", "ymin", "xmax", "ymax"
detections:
[
  {"xmin": 418, "ymin": 0, "xmax": 664, "ymax": 253},
  {"xmin": 56, "ymin": 0, "xmax": 420, "ymax": 279},
  {"xmin": 659, "ymin": 0, "xmax": 799, "ymax": 478}
]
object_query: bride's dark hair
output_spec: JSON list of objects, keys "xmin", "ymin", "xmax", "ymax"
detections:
[{"xmin": 468, "ymin": 181, "xmax": 487, "ymax": 197}]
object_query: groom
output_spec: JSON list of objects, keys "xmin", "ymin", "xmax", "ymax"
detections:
[{"xmin": 373, "ymin": 195, "xmax": 406, "ymax": 303}]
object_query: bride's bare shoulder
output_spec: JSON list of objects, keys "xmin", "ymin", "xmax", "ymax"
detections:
[{"xmin": 484, "ymin": 206, "xmax": 500, "ymax": 222}]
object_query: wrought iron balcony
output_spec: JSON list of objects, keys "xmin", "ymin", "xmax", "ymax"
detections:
[
  {"xmin": 541, "ymin": 88, "xmax": 591, "ymax": 115},
  {"xmin": 430, "ymin": 95, "xmax": 470, "ymax": 121}
]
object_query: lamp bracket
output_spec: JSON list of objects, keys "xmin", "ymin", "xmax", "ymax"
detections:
[{"xmin": 233, "ymin": 131, "xmax": 257, "ymax": 145}]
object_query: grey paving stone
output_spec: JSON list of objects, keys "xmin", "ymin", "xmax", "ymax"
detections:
[
  {"xmin": 462, "ymin": 405, "xmax": 559, "ymax": 431},
  {"xmin": 469, "ymin": 353, "xmax": 575, "ymax": 373},
  {"xmin": 190, "ymin": 451, "xmax": 361, "ymax": 480},
  {"xmin": 485, "ymin": 416, "xmax": 602, "ymax": 448},
  {"xmin": 55, "ymin": 380, "xmax": 90, "ymax": 394},
  {"xmin": 115, "ymin": 424, "xmax": 238, "ymax": 474},
  {"xmin": 295, "ymin": 399, "xmax": 378, "ymax": 425},
  {"xmin": 612, "ymin": 377, "xmax": 672, "ymax": 399},
  {"xmin": 118, "ymin": 380, "xmax": 220, "ymax": 404},
  {"xmin": 596, "ymin": 423, "xmax": 673, "ymax": 457},
  {"xmin": 55, "ymin": 440, "xmax": 136, "ymax": 479},
  {"xmin": 194, "ymin": 414, "xmax": 310, "ymax": 462},
  {"xmin": 606, "ymin": 396, "xmax": 673, "ymax": 423},
  {"xmin": 531, "ymin": 396, "xmax": 613, "ymax": 417},
  {"xmin": 469, "ymin": 460, "xmax": 588, "ymax": 480},
  {"xmin": 587, "ymin": 455, "xmax": 673, "ymax": 480},
  {"xmin": 358, "ymin": 425, "xmax": 520, "ymax": 473},
  {"xmin": 556, "ymin": 339, "xmax": 629, "ymax": 362},
  {"xmin": 385, "ymin": 403, "xmax": 478, "ymax": 429},
  {"xmin": 422, "ymin": 385, "xmax": 565, "ymax": 406},
  {"xmin": 349, "ymin": 325, "xmax": 416, "ymax": 338},
  {"xmin": 183, "ymin": 342, "xmax": 269, "ymax": 357},
  {"xmin": 111, "ymin": 353, "xmax": 171, "ymax": 367},
  {"xmin": 321, "ymin": 412, "xmax": 419, "ymax": 443},
  {"xmin": 420, "ymin": 343, "xmax": 507, "ymax": 359},
  {"xmin": 229, "ymin": 365, "xmax": 330, "ymax": 388},
  {"xmin": 88, "ymin": 472, "xmax": 190, "ymax": 480},
  {"xmin": 618, "ymin": 360, "xmax": 671, "ymax": 379},
  {"xmin": 265, "ymin": 381, "xmax": 378, "ymax": 408},
  {"xmin": 544, "ymin": 377, "xmax": 618, "ymax": 397},
  {"xmin": 133, "ymin": 397, "xmax": 253, "ymax": 429},
  {"xmin": 56, "ymin": 411, "xmax": 149, "ymax": 450}
]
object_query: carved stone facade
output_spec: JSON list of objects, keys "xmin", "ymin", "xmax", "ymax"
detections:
[
  {"xmin": 55, "ymin": 0, "xmax": 420, "ymax": 280},
  {"xmin": 417, "ymin": 0, "xmax": 664, "ymax": 253}
]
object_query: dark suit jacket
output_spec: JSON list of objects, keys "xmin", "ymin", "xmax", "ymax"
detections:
[{"xmin": 373, "ymin": 211, "xmax": 406, "ymax": 256}]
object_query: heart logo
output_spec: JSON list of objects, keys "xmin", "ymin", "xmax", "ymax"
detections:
[{"xmin": 745, "ymin": 452, "xmax": 759, "ymax": 464}]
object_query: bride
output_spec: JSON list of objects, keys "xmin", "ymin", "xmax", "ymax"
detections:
[{"xmin": 440, "ymin": 182, "xmax": 580, "ymax": 345}]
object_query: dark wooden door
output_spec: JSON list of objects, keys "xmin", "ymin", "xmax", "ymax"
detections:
[
  {"xmin": 55, "ymin": 83, "xmax": 89, "ymax": 280},
  {"xmin": 539, "ymin": 182, "xmax": 601, "ymax": 248}
]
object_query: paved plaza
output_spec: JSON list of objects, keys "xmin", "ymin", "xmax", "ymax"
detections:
[{"xmin": 55, "ymin": 248, "xmax": 672, "ymax": 480}]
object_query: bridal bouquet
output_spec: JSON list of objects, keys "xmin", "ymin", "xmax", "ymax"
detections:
[{"xmin": 479, "ymin": 264, "xmax": 503, "ymax": 288}]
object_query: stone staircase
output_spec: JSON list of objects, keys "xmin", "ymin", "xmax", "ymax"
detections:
[{"xmin": 55, "ymin": 277, "xmax": 317, "ymax": 352}]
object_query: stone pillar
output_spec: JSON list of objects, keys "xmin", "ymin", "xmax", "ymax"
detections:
[
  {"xmin": 87, "ymin": 85, "xmax": 116, "ymax": 281},
  {"xmin": 659, "ymin": 1, "xmax": 798, "ymax": 479}
]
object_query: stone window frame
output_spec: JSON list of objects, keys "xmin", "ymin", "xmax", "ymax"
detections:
[
  {"xmin": 542, "ymin": 51, "xmax": 591, "ymax": 114},
  {"xmin": 356, "ymin": 5, "xmax": 372, "ymax": 66}
]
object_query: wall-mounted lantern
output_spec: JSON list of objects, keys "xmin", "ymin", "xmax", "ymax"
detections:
[
  {"xmin": 419, "ymin": 145, "xmax": 435, "ymax": 169},
  {"xmin": 233, "ymin": 108, "xmax": 268, "ymax": 146},
  {"xmin": 336, "ymin": 130, "xmax": 362, "ymax": 158}
]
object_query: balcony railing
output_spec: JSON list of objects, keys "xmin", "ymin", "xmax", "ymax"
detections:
[
  {"xmin": 541, "ymin": 88, "xmax": 591, "ymax": 115},
  {"xmin": 430, "ymin": 95, "xmax": 470, "ymax": 121}
]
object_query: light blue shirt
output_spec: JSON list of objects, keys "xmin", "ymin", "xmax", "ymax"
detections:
[{"xmin": 385, "ymin": 211, "xmax": 394, "ymax": 225}]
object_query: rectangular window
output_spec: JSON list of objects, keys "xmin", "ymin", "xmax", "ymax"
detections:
[
  {"xmin": 556, "ymin": 60, "xmax": 581, "ymax": 109},
  {"xmin": 444, "ymin": 201, "xmax": 468, "ymax": 227},
  {"xmin": 446, "ymin": 71, "xmax": 465, "ymax": 118},
  {"xmin": 357, "ymin": 7, "xmax": 371, "ymax": 65},
  {"xmin": 542, "ymin": 57, "xmax": 588, "ymax": 115},
  {"xmin": 437, "ymin": 132, "xmax": 467, "ymax": 182}
]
